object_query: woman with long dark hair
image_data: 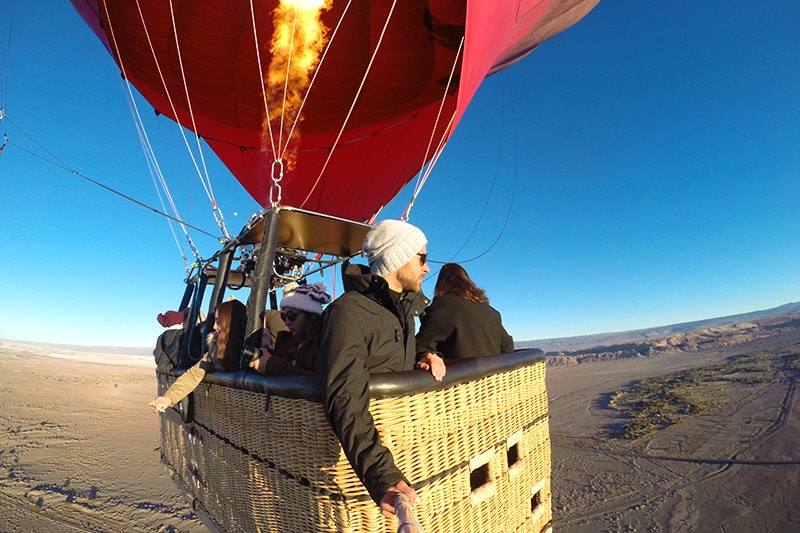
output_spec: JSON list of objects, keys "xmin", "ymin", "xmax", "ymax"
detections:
[
  {"xmin": 149, "ymin": 299, "xmax": 247, "ymax": 412},
  {"xmin": 416, "ymin": 263, "xmax": 514, "ymax": 364}
]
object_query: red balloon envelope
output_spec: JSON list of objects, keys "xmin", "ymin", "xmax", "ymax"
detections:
[{"xmin": 71, "ymin": 0, "xmax": 599, "ymax": 223}]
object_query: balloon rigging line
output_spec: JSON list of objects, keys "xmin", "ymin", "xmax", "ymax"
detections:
[
  {"xmin": 0, "ymin": 0, "xmax": 15, "ymax": 113},
  {"xmin": 299, "ymin": 0, "xmax": 399, "ymax": 211},
  {"xmin": 280, "ymin": 0, "xmax": 353, "ymax": 164},
  {"xmin": 103, "ymin": 2, "xmax": 207, "ymax": 267},
  {"xmin": 154, "ymin": 118, "xmax": 205, "ymax": 265},
  {"xmin": 401, "ymin": 111, "xmax": 457, "ymax": 222},
  {"xmin": 107, "ymin": 0, "xmax": 229, "ymax": 240},
  {"xmin": 125, "ymin": 0, "xmax": 216, "ymax": 208},
  {"xmin": 157, "ymin": 117, "xmax": 205, "ymax": 228},
  {"xmin": 131, "ymin": 100, "xmax": 193, "ymax": 269},
  {"xmin": 249, "ymin": 0, "xmax": 277, "ymax": 157},
  {"xmin": 444, "ymin": 78, "xmax": 508, "ymax": 261},
  {"xmin": 123, "ymin": 80, "xmax": 201, "ymax": 271},
  {"xmin": 165, "ymin": 0, "xmax": 229, "ymax": 240},
  {"xmin": 447, "ymin": 79, "xmax": 518, "ymax": 265},
  {"xmin": 403, "ymin": 36, "xmax": 465, "ymax": 222},
  {"xmin": 120, "ymin": 67, "xmax": 194, "ymax": 243},
  {"xmin": 460, "ymin": 81, "xmax": 519, "ymax": 263},
  {"xmin": 1, "ymin": 113, "xmax": 218, "ymax": 240},
  {"xmin": 251, "ymin": 1, "xmax": 354, "ymax": 167}
]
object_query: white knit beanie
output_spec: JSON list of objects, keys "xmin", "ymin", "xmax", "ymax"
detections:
[
  {"xmin": 280, "ymin": 282, "xmax": 332, "ymax": 315},
  {"xmin": 362, "ymin": 219, "xmax": 428, "ymax": 277}
]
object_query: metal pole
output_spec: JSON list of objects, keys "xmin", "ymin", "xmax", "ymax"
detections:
[
  {"xmin": 178, "ymin": 280, "xmax": 195, "ymax": 312},
  {"xmin": 183, "ymin": 274, "xmax": 209, "ymax": 365},
  {"xmin": 208, "ymin": 250, "xmax": 233, "ymax": 314},
  {"xmin": 394, "ymin": 493, "xmax": 424, "ymax": 533},
  {"xmin": 246, "ymin": 209, "xmax": 281, "ymax": 341}
]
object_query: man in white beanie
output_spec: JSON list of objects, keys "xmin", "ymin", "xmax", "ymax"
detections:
[{"xmin": 318, "ymin": 219, "xmax": 440, "ymax": 518}]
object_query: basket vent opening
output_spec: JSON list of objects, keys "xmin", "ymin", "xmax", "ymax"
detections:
[
  {"xmin": 531, "ymin": 487, "xmax": 544, "ymax": 514},
  {"xmin": 530, "ymin": 477, "xmax": 548, "ymax": 523},
  {"xmin": 469, "ymin": 450, "xmax": 497, "ymax": 505},
  {"xmin": 506, "ymin": 428, "xmax": 526, "ymax": 479},
  {"xmin": 507, "ymin": 442, "xmax": 521, "ymax": 467},
  {"xmin": 470, "ymin": 463, "xmax": 491, "ymax": 492}
]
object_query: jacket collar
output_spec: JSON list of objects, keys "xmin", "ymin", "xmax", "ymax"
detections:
[{"xmin": 342, "ymin": 261, "xmax": 429, "ymax": 317}]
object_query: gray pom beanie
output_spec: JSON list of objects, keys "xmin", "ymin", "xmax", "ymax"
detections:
[
  {"xmin": 280, "ymin": 282, "xmax": 333, "ymax": 315},
  {"xmin": 362, "ymin": 219, "xmax": 427, "ymax": 277}
]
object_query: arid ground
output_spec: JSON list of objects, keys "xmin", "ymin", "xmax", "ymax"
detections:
[
  {"xmin": 0, "ymin": 341, "xmax": 207, "ymax": 532},
  {"xmin": 1, "ymin": 327, "xmax": 798, "ymax": 532},
  {"xmin": 549, "ymin": 330, "xmax": 800, "ymax": 532}
]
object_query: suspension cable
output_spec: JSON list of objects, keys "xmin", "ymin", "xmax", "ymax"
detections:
[
  {"xmin": 299, "ymin": 0, "xmax": 399, "ymax": 210},
  {"xmin": 249, "ymin": 0, "xmax": 277, "ymax": 157},
  {"xmin": 277, "ymin": 5, "xmax": 299, "ymax": 153},
  {"xmin": 105, "ymin": 1, "xmax": 230, "ymax": 241},
  {"xmin": 400, "ymin": 110, "xmax": 456, "ymax": 221},
  {"xmin": 446, "ymin": 77, "xmax": 518, "ymax": 265},
  {"xmin": 0, "ymin": 0, "xmax": 15, "ymax": 115},
  {"xmin": 0, "ymin": 106, "xmax": 6, "ymax": 157},
  {"xmin": 165, "ymin": 0, "xmax": 230, "ymax": 240},
  {"xmin": 1, "ymin": 113, "xmax": 219, "ymax": 240},
  {"xmin": 123, "ymin": 78, "xmax": 203, "ymax": 269},
  {"xmin": 251, "ymin": 0, "xmax": 353, "ymax": 205},
  {"xmin": 402, "ymin": 36, "xmax": 465, "ymax": 221},
  {"xmin": 103, "ymin": 1, "xmax": 205, "ymax": 268}
]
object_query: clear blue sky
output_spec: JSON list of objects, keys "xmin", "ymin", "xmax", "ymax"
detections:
[{"xmin": 1, "ymin": 1, "xmax": 798, "ymax": 348}]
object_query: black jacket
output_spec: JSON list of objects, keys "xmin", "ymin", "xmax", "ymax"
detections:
[
  {"xmin": 153, "ymin": 328, "xmax": 184, "ymax": 372},
  {"xmin": 416, "ymin": 293, "xmax": 514, "ymax": 359},
  {"xmin": 318, "ymin": 263, "xmax": 428, "ymax": 504}
]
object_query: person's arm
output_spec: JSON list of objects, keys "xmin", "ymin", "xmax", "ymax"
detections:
[
  {"xmin": 496, "ymin": 308, "xmax": 515, "ymax": 354},
  {"xmin": 379, "ymin": 480, "xmax": 420, "ymax": 518},
  {"xmin": 500, "ymin": 328, "xmax": 515, "ymax": 354},
  {"xmin": 415, "ymin": 300, "xmax": 453, "ymax": 359},
  {"xmin": 249, "ymin": 348, "xmax": 316, "ymax": 377},
  {"xmin": 319, "ymin": 304, "xmax": 406, "ymax": 505},
  {"xmin": 263, "ymin": 309, "xmax": 290, "ymax": 349},
  {"xmin": 415, "ymin": 352, "xmax": 446, "ymax": 381},
  {"xmin": 266, "ymin": 354, "xmax": 316, "ymax": 376},
  {"xmin": 149, "ymin": 355, "xmax": 212, "ymax": 412}
]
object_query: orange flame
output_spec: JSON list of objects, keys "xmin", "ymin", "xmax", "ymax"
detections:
[{"xmin": 264, "ymin": 0, "xmax": 332, "ymax": 172}]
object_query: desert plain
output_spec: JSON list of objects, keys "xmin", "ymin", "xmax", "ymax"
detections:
[
  {"xmin": 547, "ymin": 327, "xmax": 800, "ymax": 532},
  {"xmin": 1, "ymin": 323, "xmax": 798, "ymax": 532}
]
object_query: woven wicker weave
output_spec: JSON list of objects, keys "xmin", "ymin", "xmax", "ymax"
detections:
[{"xmin": 158, "ymin": 349, "xmax": 551, "ymax": 532}]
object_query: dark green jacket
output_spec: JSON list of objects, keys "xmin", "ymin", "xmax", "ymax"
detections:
[{"xmin": 318, "ymin": 263, "xmax": 428, "ymax": 504}]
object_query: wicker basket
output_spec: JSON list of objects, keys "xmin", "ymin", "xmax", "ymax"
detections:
[{"xmin": 158, "ymin": 349, "xmax": 551, "ymax": 533}]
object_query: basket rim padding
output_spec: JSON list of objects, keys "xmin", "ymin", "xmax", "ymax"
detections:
[{"xmin": 161, "ymin": 348, "xmax": 545, "ymax": 401}]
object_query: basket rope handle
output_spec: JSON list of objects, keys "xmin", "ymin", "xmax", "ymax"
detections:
[{"xmin": 394, "ymin": 493, "xmax": 424, "ymax": 533}]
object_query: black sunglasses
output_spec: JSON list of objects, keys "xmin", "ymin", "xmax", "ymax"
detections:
[
  {"xmin": 281, "ymin": 310, "xmax": 302, "ymax": 322},
  {"xmin": 417, "ymin": 253, "xmax": 427, "ymax": 265}
]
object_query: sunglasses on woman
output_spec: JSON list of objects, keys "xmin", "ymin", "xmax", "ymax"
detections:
[{"xmin": 281, "ymin": 310, "xmax": 302, "ymax": 322}]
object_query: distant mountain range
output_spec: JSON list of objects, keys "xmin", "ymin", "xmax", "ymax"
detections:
[
  {"xmin": 5, "ymin": 301, "xmax": 800, "ymax": 360},
  {"xmin": 518, "ymin": 301, "xmax": 800, "ymax": 354},
  {"xmin": 0, "ymin": 339, "xmax": 152, "ymax": 357}
]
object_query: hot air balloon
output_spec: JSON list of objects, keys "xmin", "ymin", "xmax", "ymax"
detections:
[
  {"xmin": 72, "ymin": 0, "xmax": 598, "ymax": 223},
  {"xmin": 69, "ymin": 1, "xmax": 599, "ymax": 531}
]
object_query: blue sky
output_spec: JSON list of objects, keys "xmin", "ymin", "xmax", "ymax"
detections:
[{"xmin": 1, "ymin": 1, "xmax": 798, "ymax": 348}]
